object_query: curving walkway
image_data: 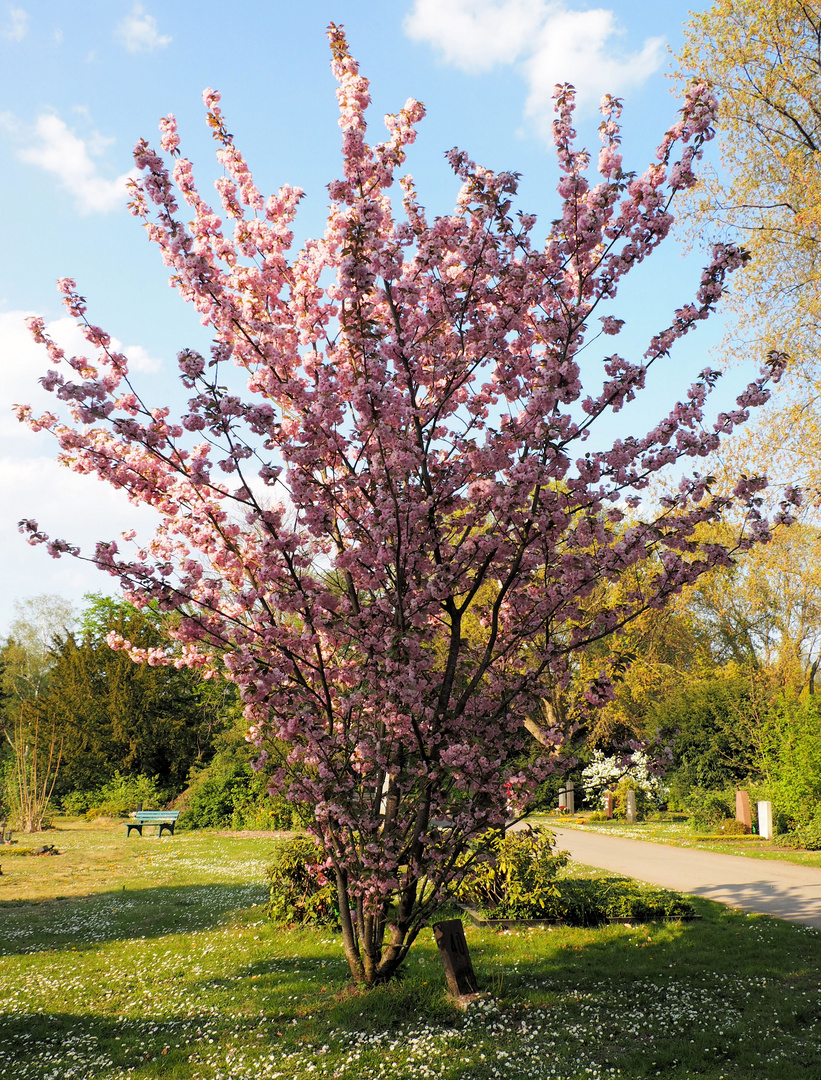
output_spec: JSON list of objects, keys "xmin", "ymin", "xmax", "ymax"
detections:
[{"xmin": 549, "ymin": 827, "xmax": 821, "ymax": 930}]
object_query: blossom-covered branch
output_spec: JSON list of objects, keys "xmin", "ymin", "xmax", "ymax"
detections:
[{"xmin": 16, "ymin": 25, "xmax": 795, "ymax": 984}]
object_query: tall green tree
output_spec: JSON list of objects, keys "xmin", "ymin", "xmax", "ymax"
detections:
[{"xmin": 44, "ymin": 596, "xmax": 232, "ymax": 799}]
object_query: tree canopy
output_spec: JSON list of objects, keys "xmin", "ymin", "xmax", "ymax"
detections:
[{"xmin": 17, "ymin": 27, "xmax": 793, "ymax": 983}]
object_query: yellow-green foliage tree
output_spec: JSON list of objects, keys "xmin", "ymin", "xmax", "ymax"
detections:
[
  {"xmin": 685, "ymin": 523, "xmax": 821, "ymax": 694},
  {"xmin": 0, "ymin": 595, "xmax": 74, "ymax": 831},
  {"xmin": 567, "ymin": 522, "xmax": 821, "ymax": 771},
  {"xmin": 677, "ymin": 0, "xmax": 821, "ymax": 496},
  {"xmin": 570, "ymin": 604, "xmax": 710, "ymax": 749}
]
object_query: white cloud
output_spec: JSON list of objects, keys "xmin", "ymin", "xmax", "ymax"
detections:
[
  {"xmin": 4, "ymin": 5, "xmax": 28, "ymax": 41},
  {"xmin": 404, "ymin": 0, "xmax": 544, "ymax": 71},
  {"xmin": 0, "ymin": 453, "xmax": 159, "ymax": 632},
  {"xmin": 115, "ymin": 3, "xmax": 171, "ymax": 53},
  {"xmin": 17, "ymin": 113, "xmax": 135, "ymax": 214},
  {"xmin": 404, "ymin": 0, "xmax": 664, "ymax": 121},
  {"xmin": 0, "ymin": 311, "xmax": 163, "ymax": 442},
  {"xmin": 523, "ymin": 8, "xmax": 664, "ymax": 131},
  {"xmin": 0, "ymin": 310, "xmax": 164, "ymax": 627}
]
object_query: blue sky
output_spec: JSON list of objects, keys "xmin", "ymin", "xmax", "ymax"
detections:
[{"xmin": 0, "ymin": 0, "xmax": 729, "ymax": 633}]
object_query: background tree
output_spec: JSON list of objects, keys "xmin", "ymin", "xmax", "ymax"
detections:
[
  {"xmin": 647, "ymin": 668, "xmax": 763, "ymax": 798},
  {"xmin": 677, "ymin": 0, "xmax": 821, "ymax": 497},
  {"xmin": 1, "ymin": 594, "xmax": 74, "ymax": 705},
  {"xmin": 43, "ymin": 596, "xmax": 233, "ymax": 802},
  {"xmin": 0, "ymin": 595, "xmax": 74, "ymax": 830},
  {"xmin": 685, "ymin": 523, "xmax": 821, "ymax": 693},
  {"xmin": 626, "ymin": 523, "xmax": 821, "ymax": 817},
  {"xmin": 17, "ymin": 28, "xmax": 794, "ymax": 983},
  {"xmin": 570, "ymin": 602, "xmax": 710, "ymax": 750}
]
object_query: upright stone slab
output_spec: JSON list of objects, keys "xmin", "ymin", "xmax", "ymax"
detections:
[
  {"xmin": 757, "ymin": 800, "xmax": 773, "ymax": 840},
  {"xmin": 604, "ymin": 792, "xmax": 614, "ymax": 819},
  {"xmin": 625, "ymin": 789, "xmax": 636, "ymax": 824},
  {"xmin": 565, "ymin": 780, "xmax": 575, "ymax": 815},
  {"xmin": 558, "ymin": 789, "xmax": 567, "ymax": 810},
  {"xmin": 433, "ymin": 920, "xmax": 479, "ymax": 1000},
  {"xmin": 735, "ymin": 790, "xmax": 752, "ymax": 832}
]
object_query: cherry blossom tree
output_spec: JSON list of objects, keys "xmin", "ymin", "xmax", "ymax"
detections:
[{"xmin": 17, "ymin": 27, "xmax": 796, "ymax": 984}]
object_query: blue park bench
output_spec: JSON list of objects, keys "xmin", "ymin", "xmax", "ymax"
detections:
[{"xmin": 125, "ymin": 810, "xmax": 180, "ymax": 838}]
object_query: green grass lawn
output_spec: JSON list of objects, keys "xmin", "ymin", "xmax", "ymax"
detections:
[
  {"xmin": 539, "ymin": 814, "xmax": 821, "ymax": 868},
  {"xmin": 1, "ymin": 820, "xmax": 820, "ymax": 1079}
]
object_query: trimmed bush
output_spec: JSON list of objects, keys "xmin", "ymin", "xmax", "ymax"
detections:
[
  {"xmin": 716, "ymin": 817, "xmax": 749, "ymax": 836},
  {"xmin": 476, "ymin": 876, "xmax": 695, "ymax": 925}
]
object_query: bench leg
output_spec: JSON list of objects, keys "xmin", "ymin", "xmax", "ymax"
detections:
[
  {"xmin": 126, "ymin": 824, "xmax": 143, "ymax": 837},
  {"xmin": 158, "ymin": 823, "xmax": 175, "ymax": 837}
]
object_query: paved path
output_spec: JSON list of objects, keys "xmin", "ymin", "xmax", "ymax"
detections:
[{"xmin": 550, "ymin": 827, "xmax": 821, "ymax": 930}]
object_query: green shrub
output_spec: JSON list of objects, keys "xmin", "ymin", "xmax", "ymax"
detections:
[
  {"xmin": 457, "ymin": 827, "xmax": 695, "ymax": 924},
  {"xmin": 716, "ymin": 817, "xmax": 749, "ymax": 836},
  {"xmin": 612, "ymin": 777, "xmax": 655, "ymax": 821},
  {"xmin": 177, "ymin": 763, "xmax": 304, "ymax": 831},
  {"xmin": 495, "ymin": 876, "xmax": 695, "ymax": 925},
  {"xmin": 60, "ymin": 789, "xmax": 95, "ymax": 816},
  {"xmin": 777, "ymin": 804, "xmax": 821, "ymax": 850},
  {"xmin": 265, "ymin": 836, "xmax": 338, "ymax": 925},
  {"xmin": 456, "ymin": 827, "xmax": 569, "ymax": 919},
  {"xmin": 683, "ymin": 788, "xmax": 735, "ymax": 831},
  {"xmin": 761, "ymin": 697, "xmax": 821, "ymax": 829},
  {"xmin": 65, "ymin": 773, "xmax": 171, "ymax": 818}
]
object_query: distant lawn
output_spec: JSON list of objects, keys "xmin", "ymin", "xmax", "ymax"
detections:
[
  {"xmin": 1, "ymin": 820, "xmax": 819, "ymax": 1079},
  {"xmin": 542, "ymin": 814, "xmax": 821, "ymax": 868}
]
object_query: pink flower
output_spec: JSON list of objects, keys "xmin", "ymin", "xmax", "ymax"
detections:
[{"xmin": 15, "ymin": 25, "xmax": 782, "ymax": 987}]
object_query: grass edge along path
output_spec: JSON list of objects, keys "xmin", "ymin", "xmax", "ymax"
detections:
[
  {"xmin": 1, "ymin": 822, "xmax": 820, "ymax": 1079},
  {"xmin": 536, "ymin": 815, "xmax": 821, "ymax": 869}
]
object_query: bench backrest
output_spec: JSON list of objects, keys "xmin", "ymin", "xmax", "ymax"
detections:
[{"xmin": 133, "ymin": 810, "xmax": 180, "ymax": 822}]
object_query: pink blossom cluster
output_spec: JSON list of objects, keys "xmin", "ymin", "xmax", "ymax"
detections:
[{"xmin": 17, "ymin": 26, "xmax": 794, "ymax": 984}]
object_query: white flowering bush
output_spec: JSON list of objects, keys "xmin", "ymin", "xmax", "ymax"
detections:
[{"xmin": 582, "ymin": 750, "xmax": 668, "ymax": 810}]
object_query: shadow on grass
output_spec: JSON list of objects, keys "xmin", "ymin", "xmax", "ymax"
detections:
[
  {"xmin": 0, "ymin": 1009, "xmax": 274, "ymax": 1079},
  {"xmin": 2, "ymin": 902, "xmax": 821, "ymax": 1080},
  {"xmin": 0, "ymin": 882, "xmax": 269, "ymax": 956},
  {"xmin": 222, "ymin": 902, "xmax": 821, "ymax": 1076},
  {"xmin": 464, "ymin": 897, "xmax": 821, "ymax": 989},
  {"xmin": 208, "ymin": 897, "xmax": 821, "ymax": 1033}
]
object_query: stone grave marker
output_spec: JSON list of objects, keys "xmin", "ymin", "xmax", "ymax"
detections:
[
  {"xmin": 735, "ymin": 790, "xmax": 752, "ymax": 832},
  {"xmin": 565, "ymin": 780, "xmax": 575, "ymax": 814},
  {"xmin": 433, "ymin": 920, "xmax": 479, "ymax": 1001},
  {"xmin": 625, "ymin": 789, "xmax": 636, "ymax": 823},
  {"xmin": 757, "ymin": 800, "xmax": 773, "ymax": 840}
]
